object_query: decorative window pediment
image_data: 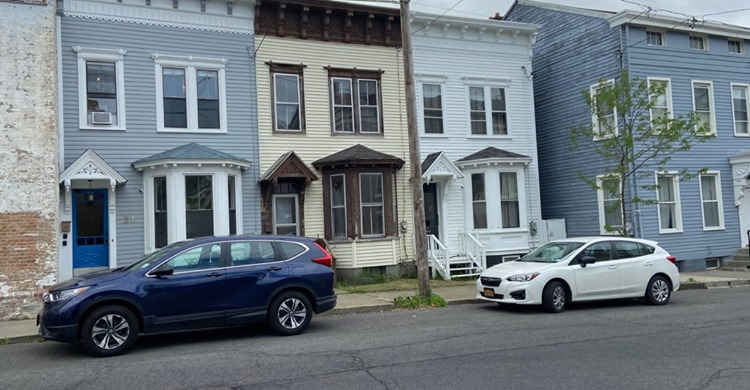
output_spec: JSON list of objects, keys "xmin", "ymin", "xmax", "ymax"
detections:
[{"xmin": 421, "ymin": 152, "xmax": 463, "ymax": 182}]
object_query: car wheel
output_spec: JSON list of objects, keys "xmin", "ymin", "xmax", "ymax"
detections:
[
  {"xmin": 268, "ymin": 291, "xmax": 312, "ymax": 336},
  {"xmin": 81, "ymin": 305, "xmax": 138, "ymax": 357},
  {"xmin": 542, "ymin": 281, "xmax": 567, "ymax": 313},
  {"xmin": 645, "ymin": 275, "xmax": 671, "ymax": 305}
]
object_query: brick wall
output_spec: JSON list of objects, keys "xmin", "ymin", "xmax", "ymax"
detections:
[{"xmin": 0, "ymin": 1, "xmax": 59, "ymax": 319}]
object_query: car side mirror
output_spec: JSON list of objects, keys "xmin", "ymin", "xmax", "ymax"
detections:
[
  {"xmin": 151, "ymin": 265, "xmax": 174, "ymax": 278},
  {"xmin": 579, "ymin": 256, "xmax": 596, "ymax": 268}
]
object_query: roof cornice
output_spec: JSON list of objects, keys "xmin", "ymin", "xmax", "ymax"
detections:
[{"xmin": 608, "ymin": 10, "xmax": 750, "ymax": 40}]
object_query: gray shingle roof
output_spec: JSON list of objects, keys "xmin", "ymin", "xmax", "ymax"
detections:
[
  {"xmin": 456, "ymin": 147, "xmax": 530, "ymax": 162},
  {"xmin": 421, "ymin": 152, "xmax": 442, "ymax": 173},
  {"xmin": 312, "ymin": 144, "xmax": 404, "ymax": 168},
  {"xmin": 132, "ymin": 143, "xmax": 250, "ymax": 168}
]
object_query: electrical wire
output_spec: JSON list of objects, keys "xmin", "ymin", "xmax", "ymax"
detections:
[{"xmin": 411, "ymin": 0, "xmax": 466, "ymax": 35}]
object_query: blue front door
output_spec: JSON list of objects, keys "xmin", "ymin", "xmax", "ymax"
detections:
[{"xmin": 73, "ymin": 189, "xmax": 109, "ymax": 269}]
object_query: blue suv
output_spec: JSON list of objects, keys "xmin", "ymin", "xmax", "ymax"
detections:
[{"xmin": 38, "ymin": 235, "xmax": 336, "ymax": 357}]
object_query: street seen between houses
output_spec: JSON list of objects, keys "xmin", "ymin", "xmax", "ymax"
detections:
[{"xmin": 1, "ymin": 287, "xmax": 749, "ymax": 390}]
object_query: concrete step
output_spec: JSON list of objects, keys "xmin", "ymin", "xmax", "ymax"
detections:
[
  {"xmin": 736, "ymin": 247, "xmax": 749, "ymax": 255},
  {"xmin": 720, "ymin": 266, "xmax": 750, "ymax": 272},
  {"xmin": 730, "ymin": 254, "xmax": 750, "ymax": 262},
  {"xmin": 726, "ymin": 260, "xmax": 750, "ymax": 267}
]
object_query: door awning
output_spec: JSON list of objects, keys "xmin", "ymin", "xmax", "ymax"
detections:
[
  {"xmin": 260, "ymin": 151, "xmax": 318, "ymax": 183},
  {"xmin": 421, "ymin": 151, "xmax": 463, "ymax": 182},
  {"xmin": 60, "ymin": 149, "xmax": 127, "ymax": 190}
]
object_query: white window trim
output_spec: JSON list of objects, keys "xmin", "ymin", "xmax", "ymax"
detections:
[
  {"xmin": 74, "ymin": 46, "xmax": 127, "ymax": 131},
  {"xmin": 464, "ymin": 82, "xmax": 512, "ymax": 138},
  {"xmin": 731, "ymin": 83, "xmax": 750, "ymax": 137},
  {"xmin": 728, "ymin": 38, "xmax": 745, "ymax": 54},
  {"xmin": 699, "ymin": 171, "xmax": 725, "ymax": 231},
  {"xmin": 419, "ymin": 82, "xmax": 448, "ymax": 137},
  {"xmin": 330, "ymin": 77, "xmax": 355, "ymax": 134},
  {"xmin": 647, "ymin": 77, "xmax": 673, "ymax": 122},
  {"xmin": 689, "ymin": 33, "xmax": 709, "ymax": 51},
  {"xmin": 272, "ymin": 194, "xmax": 300, "ymax": 235},
  {"xmin": 655, "ymin": 172, "xmax": 683, "ymax": 234},
  {"xmin": 142, "ymin": 167, "xmax": 242, "ymax": 253},
  {"xmin": 359, "ymin": 172, "xmax": 385, "ymax": 238},
  {"xmin": 153, "ymin": 53, "xmax": 228, "ymax": 134},
  {"xmin": 691, "ymin": 80, "xmax": 716, "ymax": 135},
  {"xmin": 272, "ymin": 73, "xmax": 302, "ymax": 132},
  {"xmin": 596, "ymin": 175, "xmax": 623, "ymax": 235},
  {"xmin": 463, "ymin": 167, "xmax": 528, "ymax": 232},
  {"xmin": 358, "ymin": 79, "xmax": 381, "ymax": 134},
  {"xmin": 330, "ymin": 174, "xmax": 347, "ymax": 238},
  {"xmin": 591, "ymin": 79, "xmax": 618, "ymax": 140},
  {"xmin": 646, "ymin": 29, "xmax": 666, "ymax": 47}
]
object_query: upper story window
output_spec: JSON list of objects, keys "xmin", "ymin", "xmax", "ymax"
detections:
[
  {"xmin": 656, "ymin": 173, "xmax": 682, "ymax": 233},
  {"xmin": 153, "ymin": 53, "xmax": 228, "ymax": 133},
  {"xmin": 689, "ymin": 34, "xmax": 708, "ymax": 51},
  {"xmin": 73, "ymin": 47, "xmax": 127, "ymax": 130},
  {"xmin": 646, "ymin": 30, "xmax": 665, "ymax": 46},
  {"xmin": 692, "ymin": 81, "xmax": 715, "ymax": 134},
  {"xmin": 468, "ymin": 86, "xmax": 508, "ymax": 136},
  {"xmin": 732, "ymin": 84, "xmax": 750, "ymax": 135},
  {"xmin": 327, "ymin": 67, "xmax": 383, "ymax": 135},
  {"xmin": 648, "ymin": 78, "xmax": 672, "ymax": 129},
  {"xmin": 728, "ymin": 38, "xmax": 744, "ymax": 54},
  {"xmin": 422, "ymin": 83, "xmax": 444, "ymax": 134},
  {"xmin": 268, "ymin": 62, "xmax": 305, "ymax": 132},
  {"xmin": 590, "ymin": 80, "xmax": 617, "ymax": 138}
]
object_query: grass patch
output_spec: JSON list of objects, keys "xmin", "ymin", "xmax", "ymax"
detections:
[
  {"xmin": 394, "ymin": 293, "xmax": 447, "ymax": 309},
  {"xmin": 336, "ymin": 277, "xmax": 476, "ymax": 294}
]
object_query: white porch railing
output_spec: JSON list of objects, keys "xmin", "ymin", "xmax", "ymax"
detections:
[
  {"xmin": 459, "ymin": 231, "xmax": 486, "ymax": 273},
  {"xmin": 427, "ymin": 234, "xmax": 449, "ymax": 280}
]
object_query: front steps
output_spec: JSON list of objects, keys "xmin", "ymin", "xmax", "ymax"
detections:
[
  {"xmin": 724, "ymin": 247, "xmax": 750, "ymax": 272},
  {"xmin": 446, "ymin": 256, "xmax": 482, "ymax": 278}
]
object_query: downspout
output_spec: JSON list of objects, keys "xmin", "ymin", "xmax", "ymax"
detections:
[
  {"xmin": 621, "ymin": 24, "xmax": 642, "ymax": 238},
  {"xmin": 56, "ymin": 0, "xmax": 64, "ymax": 173}
]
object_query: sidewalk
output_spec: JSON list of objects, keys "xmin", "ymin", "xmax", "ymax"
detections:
[{"xmin": 2, "ymin": 270, "xmax": 749, "ymax": 342}]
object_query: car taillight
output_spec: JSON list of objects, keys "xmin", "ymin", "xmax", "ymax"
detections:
[
  {"xmin": 666, "ymin": 256, "xmax": 677, "ymax": 264},
  {"xmin": 312, "ymin": 242, "xmax": 332, "ymax": 268}
]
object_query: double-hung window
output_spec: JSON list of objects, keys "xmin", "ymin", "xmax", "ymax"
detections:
[
  {"xmin": 500, "ymin": 172, "xmax": 520, "ymax": 228},
  {"xmin": 471, "ymin": 173, "xmax": 487, "ymax": 229},
  {"xmin": 648, "ymin": 78, "xmax": 672, "ymax": 128},
  {"xmin": 330, "ymin": 174, "xmax": 347, "ymax": 238},
  {"xmin": 360, "ymin": 173, "xmax": 384, "ymax": 237},
  {"xmin": 269, "ymin": 63, "xmax": 305, "ymax": 132},
  {"xmin": 468, "ymin": 86, "xmax": 508, "ymax": 135},
  {"xmin": 646, "ymin": 30, "xmax": 665, "ymax": 46},
  {"xmin": 692, "ymin": 81, "xmax": 715, "ymax": 134},
  {"xmin": 656, "ymin": 173, "xmax": 681, "ymax": 233},
  {"xmin": 328, "ymin": 68, "xmax": 383, "ymax": 134},
  {"xmin": 728, "ymin": 38, "xmax": 744, "ymax": 54},
  {"xmin": 689, "ymin": 34, "xmax": 708, "ymax": 51},
  {"xmin": 699, "ymin": 173, "xmax": 724, "ymax": 230},
  {"xmin": 422, "ymin": 83, "xmax": 444, "ymax": 134},
  {"xmin": 597, "ymin": 176, "xmax": 623, "ymax": 234},
  {"xmin": 154, "ymin": 54, "xmax": 227, "ymax": 133},
  {"xmin": 74, "ymin": 47, "xmax": 127, "ymax": 130},
  {"xmin": 732, "ymin": 84, "xmax": 750, "ymax": 135},
  {"xmin": 591, "ymin": 80, "xmax": 617, "ymax": 138}
]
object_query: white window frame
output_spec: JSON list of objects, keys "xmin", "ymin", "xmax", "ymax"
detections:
[
  {"xmin": 731, "ymin": 83, "xmax": 750, "ymax": 136},
  {"xmin": 330, "ymin": 174, "xmax": 347, "ymax": 238},
  {"xmin": 646, "ymin": 29, "xmax": 665, "ymax": 47},
  {"xmin": 728, "ymin": 38, "xmax": 744, "ymax": 54},
  {"xmin": 272, "ymin": 194, "xmax": 300, "ymax": 235},
  {"xmin": 74, "ymin": 46, "xmax": 127, "ymax": 131},
  {"xmin": 358, "ymin": 79, "xmax": 381, "ymax": 134},
  {"xmin": 499, "ymin": 171, "xmax": 520, "ymax": 229},
  {"xmin": 330, "ymin": 77, "xmax": 355, "ymax": 133},
  {"xmin": 419, "ymin": 82, "xmax": 447, "ymax": 136},
  {"xmin": 359, "ymin": 172, "xmax": 385, "ymax": 238},
  {"xmin": 596, "ymin": 175, "xmax": 623, "ymax": 235},
  {"xmin": 463, "ymin": 167, "xmax": 527, "ymax": 232},
  {"xmin": 272, "ymin": 73, "xmax": 302, "ymax": 132},
  {"xmin": 153, "ymin": 53, "xmax": 228, "ymax": 133},
  {"xmin": 647, "ymin": 77, "xmax": 673, "ymax": 123},
  {"xmin": 655, "ymin": 172, "xmax": 682, "ymax": 234},
  {"xmin": 464, "ymin": 79, "xmax": 512, "ymax": 138},
  {"xmin": 689, "ymin": 34, "xmax": 708, "ymax": 51},
  {"xmin": 691, "ymin": 80, "xmax": 716, "ymax": 135},
  {"xmin": 699, "ymin": 171, "xmax": 725, "ymax": 231},
  {"xmin": 142, "ymin": 168, "xmax": 242, "ymax": 253},
  {"xmin": 590, "ymin": 80, "xmax": 618, "ymax": 139}
]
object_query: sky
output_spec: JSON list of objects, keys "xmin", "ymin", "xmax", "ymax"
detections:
[{"xmin": 410, "ymin": 0, "xmax": 750, "ymax": 28}]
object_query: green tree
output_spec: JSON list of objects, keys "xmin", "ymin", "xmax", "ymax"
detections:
[{"xmin": 570, "ymin": 70, "xmax": 714, "ymax": 236}]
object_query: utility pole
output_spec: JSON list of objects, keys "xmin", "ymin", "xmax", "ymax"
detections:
[{"xmin": 399, "ymin": 0, "xmax": 431, "ymax": 298}]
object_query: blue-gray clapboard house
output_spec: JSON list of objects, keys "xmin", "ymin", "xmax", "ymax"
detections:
[
  {"xmin": 57, "ymin": 0, "xmax": 260, "ymax": 280},
  {"xmin": 506, "ymin": 0, "xmax": 750, "ymax": 271}
]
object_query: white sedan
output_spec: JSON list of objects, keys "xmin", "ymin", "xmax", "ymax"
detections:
[{"xmin": 476, "ymin": 237, "xmax": 680, "ymax": 313}]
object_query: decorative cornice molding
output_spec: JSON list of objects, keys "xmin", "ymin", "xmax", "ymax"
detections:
[
  {"xmin": 63, "ymin": 0, "xmax": 254, "ymax": 36},
  {"xmin": 413, "ymin": 46, "xmax": 529, "ymax": 62},
  {"xmin": 151, "ymin": 53, "xmax": 229, "ymax": 67}
]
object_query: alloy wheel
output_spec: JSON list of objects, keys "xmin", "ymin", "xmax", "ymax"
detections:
[
  {"xmin": 277, "ymin": 298, "xmax": 307, "ymax": 330},
  {"xmin": 651, "ymin": 279, "xmax": 670, "ymax": 302},
  {"xmin": 553, "ymin": 286, "xmax": 566, "ymax": 310},
  {"xmin": 91, "ymin": 314, "xmax": 130, "ymax": 350}
]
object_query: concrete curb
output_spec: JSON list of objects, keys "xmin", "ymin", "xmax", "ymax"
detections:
[
  {"xmin": 681, "ymin": 279, "xmax": 750, "ymax": 290},
  {"xmin": 321, "ymin": 298, "xmax": 489, "ymax": 317}
]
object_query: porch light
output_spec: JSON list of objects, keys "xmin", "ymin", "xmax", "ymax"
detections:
[{"xmin": 87, "ymin": 180, "xmax": 95, "ymax": 203}]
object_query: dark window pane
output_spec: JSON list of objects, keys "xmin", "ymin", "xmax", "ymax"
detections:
[
  {"xmin": 279, "ymin": 242, "xmax": 305, "ymax": 259},
  {"xmin": 228, "ymin": 176, "xmax": 236, "ymax": 235},
  {"xmin": 334, "ymin": 107, "xmax": 354, "ymax": 132},
  {"xmin": 86, "ymin": 62, "xmax": 116, "ymax": 94},
  {"xmin": 164, "ymin": 97, "xmax": 187, "ymax": 128},
  {"xmin": 424, "ymin": 117, "xmax": 443, "ymax": 134},
  {"xmin": 198, "ymin": 98, "xmax": 220, "ymax": 129},
  {"xmin": 491, "ymin": 88, "xmax": 506, "ymax": 111},
  {"xmin": 196, "ymin": 70, "xmax": 218, "ymax": 99},
  {"xmin": 333, "ymin": 79, "xmax": 352, "ymax": 105},
  {"xmin": 469, "ymin": 87, "xmax": 485, "ymax": 110},
  {"xmin": 492, "ymin": 113, "xmax": 507, "ymax": 135},
  {"xmin": 154, "ymin": 176, "xmax": 168, "ymax": 248},
  {"xmin": 186, "ymin": 176, "xmax": 213, "ymax": 238},
  {"xmin": 276, "ymin": 103, "xmax": 300, "ymax": 130},
  {"xmin": 360, "ymin": 107, "xmax": 379, "ymax": 133}
]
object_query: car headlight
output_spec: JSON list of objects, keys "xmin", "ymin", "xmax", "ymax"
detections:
[
  {"xmin": 43, "ymin": 287, "xmax": 90, "ymax": 303},
  {"xmin": 506, "ymin": 273, "xmax": 540, "ymax": 282}
]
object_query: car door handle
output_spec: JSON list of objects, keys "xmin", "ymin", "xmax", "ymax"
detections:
[
  {"xmin": 266, "ymin": 266, "xmax": 283, "ymax": 272},
  {"xmin": 644, "ymin": 262, "xmax": 653, "ymax": 267},
  {"xmin": 206, "ymin": 272, "xmax": 223, "ymax": 277},
  {"xmin": 608, "ymin": 266, "xmax": 617, "ymax": 270}
]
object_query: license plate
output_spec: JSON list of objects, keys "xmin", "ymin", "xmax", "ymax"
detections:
[{"xmin": 484, "ymin": 288, "xmax": 495, "ymax": 298}]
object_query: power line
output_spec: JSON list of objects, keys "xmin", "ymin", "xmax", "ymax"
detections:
[
  {"xmin": 411, "ymin": 1, "xmax": 490, "ymax": 19},
  {"xmin": 411, "ymin": 0, "xmax": 466, "ymax": 35},
  {"xmin": 703, "ymin": 7, "xmax": 750, "ymax": 17}
]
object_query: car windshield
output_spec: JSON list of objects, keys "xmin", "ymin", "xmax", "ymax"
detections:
[
  {"xmin": 519, "ymin": 242, "xmax": 585, "ymax": 263},
  {"xmin": 120, "ymin": 241, "xmax": 188, "ymax": 272}
]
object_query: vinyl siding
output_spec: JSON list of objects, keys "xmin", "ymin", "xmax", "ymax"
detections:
[
  {"xmin": 60, "ymin": 17, "xmax": 260, "ymax": 266},
  {"xmin": 255, "ymin": 36, "xmax": 413, "ymax": 269}
]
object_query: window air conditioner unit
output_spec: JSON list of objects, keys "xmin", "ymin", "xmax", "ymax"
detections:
[{"xmin": 91, "ymin": 112, "xmax": 112, "ymax": 125}]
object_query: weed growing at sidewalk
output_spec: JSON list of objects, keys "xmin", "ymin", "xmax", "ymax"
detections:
[
  {"xmin": 393, "ymin": 294, "xmax": 447, "ymax": 309},
  {"xmin": 336, "ymin": 277, "xmax": 475, "ymax": 294}
]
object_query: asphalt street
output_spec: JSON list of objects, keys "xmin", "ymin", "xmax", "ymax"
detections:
[{"xmin": 1, "ymin": 288, "xmax": 749, "ymax": 390}]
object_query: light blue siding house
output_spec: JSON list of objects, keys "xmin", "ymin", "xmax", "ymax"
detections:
[
  {"xmin": 57, "ymin": 0, "xmax": 260, "ymax": 280},
  {"xmin": 506, "ymin": 0, "xmax": 750, "ymax": 271}
]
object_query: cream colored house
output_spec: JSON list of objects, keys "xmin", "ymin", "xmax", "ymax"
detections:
[{"xmin": 254, "ymin": 0, "xmax": 413, "ymax": 280}]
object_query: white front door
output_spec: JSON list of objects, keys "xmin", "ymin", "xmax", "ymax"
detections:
[{"xmin": 272, "ymin": 194, "xmax": 299, "ymax": 236}]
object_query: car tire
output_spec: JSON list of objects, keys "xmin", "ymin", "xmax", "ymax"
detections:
[
  {"xmin": 81, "ymin": 305, "xmax": 138, "ymax": 357},
  {"xmin": 645, "ymin": 275, "xmax": 671, "ymax": 305},
  {"xmin": 542, "ymin": 281, "xmax": 567, "ymax": 313},
  {"xmin": 268, "ymin": 291, "xmax": 312, "ymax": 336}
]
